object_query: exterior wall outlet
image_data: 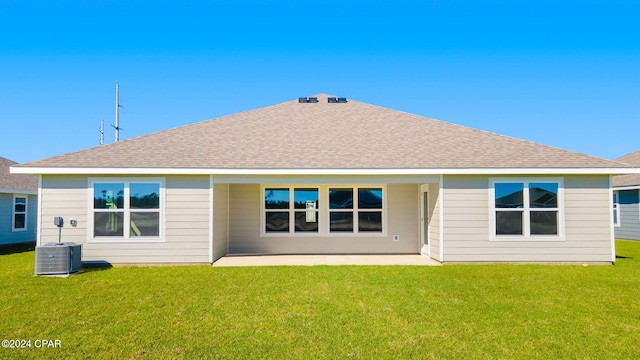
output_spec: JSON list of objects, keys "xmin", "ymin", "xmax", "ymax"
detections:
[{"xmin": 392, "ymin": 235, "xmax": 400, "ymax": 242}]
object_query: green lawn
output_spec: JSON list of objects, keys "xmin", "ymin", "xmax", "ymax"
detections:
[{"xmin": 1, "ymin": 241, "xmax": 639, "ymax": 359}]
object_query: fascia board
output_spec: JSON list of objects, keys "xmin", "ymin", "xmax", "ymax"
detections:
[
  {"xmin": 10, "ymin": 167, "xmax": 640, "ymax": 176},
  {"xmin": 612, "ymin": 185, "xmax": 640, "ymax": 191}
]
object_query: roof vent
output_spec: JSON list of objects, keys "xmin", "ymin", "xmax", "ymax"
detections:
[
  {"xmin": 298, "ymin": 97, "xmax": 319, "ymax": 103},
  {"xmin": 328, "ymin": 97, "xmax": 348, "ymax": 103}
]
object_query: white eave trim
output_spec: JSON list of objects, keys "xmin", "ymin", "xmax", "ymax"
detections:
[
  {"xmin": 612, "ymin": 185, "xmax": 640, "ymax": 191},
  {"xmin": 10, "ymin": 167, "xmax": 640, "ymax": 176}
]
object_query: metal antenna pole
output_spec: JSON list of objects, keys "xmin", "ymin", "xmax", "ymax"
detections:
[
  {"xmin": 111, "ymin": 84, "xmax": 123, "ymax": 142},
  {"xmin": 100, "ymin": 119, "xmax": 104, "ymax": 145},
  {"xmin": 115, "ymin": 84, "xmax": 120, "ymax": 142}
]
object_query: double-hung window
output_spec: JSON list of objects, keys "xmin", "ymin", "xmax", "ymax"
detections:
[
  {"xmin": 490, "ymin": 178, "xmax": 563, "ymax": 240},
  {"xmin": 329, "ymin": 187, "xmax": 383, "ymax": 233},
  {"xmin": 90, "ymin": 179, "xmax": 164, "ymax": 241},
  {"xmin": 264, "ymin": 187, "xmax": 319, "ymax": 233},
  {"xmin": 12, "ymin": 195, "xmax": 27, "ymax": 231}
]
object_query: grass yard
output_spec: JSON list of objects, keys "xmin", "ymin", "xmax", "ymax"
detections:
[{"xmin": 1, "ymin": 241, "xmax": 639, "ymax": 359}]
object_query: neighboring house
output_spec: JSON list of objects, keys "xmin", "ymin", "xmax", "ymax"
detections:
[
  {"xmin": 11, "ymin": 94, "xmax": 640, "ymax": 264},
  {"xmin": 612, "ymin": 150, "xmax": 640, "ymax": 240},
  {"xmin": 1, "ymin": 157, "xmax": 38, "ymax": 245}
]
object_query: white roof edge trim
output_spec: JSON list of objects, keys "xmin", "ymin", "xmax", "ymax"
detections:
[
  {"xmin": 612, "ymin": 185, "xmax": 640, "ymax": 191},
  {"xmin": 10, "ymin": 167, "xmax": 640, "ymax": 175}
]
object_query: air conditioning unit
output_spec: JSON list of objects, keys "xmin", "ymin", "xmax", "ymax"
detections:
[{"xmin": 35, "ymin": 243, "xmax": 82, "ymax": 275}]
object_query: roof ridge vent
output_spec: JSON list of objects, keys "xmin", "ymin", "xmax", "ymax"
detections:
[
  {"xmin": 328, "ymin": 97, "xmax": 348, "ymax": 103},
  {"xmin": 298, "ymin": 97, "xmax": 319, "ymax": 103}
]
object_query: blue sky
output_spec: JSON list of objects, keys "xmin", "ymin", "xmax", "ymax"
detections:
[{"xmin": 1, "ymin": 0, "xmax": 638, "ymax": 163}]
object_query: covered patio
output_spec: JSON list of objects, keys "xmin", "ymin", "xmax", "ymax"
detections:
[{"xmin": 212, "ymin": 254, "xmax": 442, "ymax": 267}]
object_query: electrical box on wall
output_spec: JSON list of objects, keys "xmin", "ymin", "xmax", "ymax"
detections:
[{"xmin": 393, "ymin": 235, "xmax": 400, "ymax": 242}]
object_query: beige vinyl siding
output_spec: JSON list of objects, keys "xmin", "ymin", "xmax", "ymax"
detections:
[
  {"xmin": 40, "ymin": 175, "xmax": 211, "ymax": 263},
  {"xmin": 442, "ymin": 175, "xmax": 613, "ymax": 262},
  {"xmin": 227, "ymin": 184, "xmax": 259, "ymax": 253},
  {"xmin": 40, "ymin": 176, "xmax": 88, "ymax": 245},
  {"xmin": 212, "ymin": 183, "xmax": 229, "ymax": 261},
  {"xmin": 228, "ymin": 183, "xmax": 420, "ymax": 254},
  {"xmin": 427, "ymin": 183, "xmax": 441, "ymax": 261},
  {"xmin": 440, "ymin": 176, "xmax": 489, "ymax": 262},
  {"xmin": 388, "ymin": 184, "xmax": 420, "ymax": 252},
  {"xmin": 564, "ymin": 176, "xmax": 613, "ymax": 255}
]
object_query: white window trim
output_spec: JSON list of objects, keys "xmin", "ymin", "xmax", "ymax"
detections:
[
  {"xmin": 612, "ymin": 192, "xmax": 620, "ymax": 227},
  {"xmin": 489, "ymin": 177, "xmax": 565, "ymax": 242},
  {"xmin": 328, "ymin": 185, "xmax": 386, "ymax": 235},
  {"xmin": 262, "ymin": 186, "xmax": 321, "ymax": 237},
  {"xmin": 12, "ymin": 194, "xmax": 27, "ymax": 232},
  {"xmin": 88, "ymin": 177, "xmax": 166, "ymax": 243},
  {"xmin": 260, "ymin": 184, "xmax": 387, "ymax": 237}
]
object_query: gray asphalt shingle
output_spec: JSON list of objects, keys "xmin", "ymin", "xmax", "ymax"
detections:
[
  {"xmin": 15, "ymin": 94, "xmax": 631, "ymax": 171},
  {"xmin": 1, "ymin": 157, "xmax": 38, "ymax": 192},
  {"xmin": 613, "ymin": 150, "xmax": 640, "ymax": 187}
]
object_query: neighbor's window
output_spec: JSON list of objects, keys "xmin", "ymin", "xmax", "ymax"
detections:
[
  {"xmin": 92, "ymin": 180, "xmax": 163, "ymax": 240},
  {"xmin": 617, "ymin": 189, "xmax": 640, "ymax": 223},
  {"xmin": 12, "ymin": 196, "xmax": 27, "ymax": 231},
  {"xmin": 265, "ymin": 187, "xmax": 319, "ymax": 233},
  {"xmin": 613, "ymin": 192, "xmax": 620, "ymax": 227},
  {"xmin": 329, "ymin": 187, "xmax": 383, "ymax": 233},
  {"xmin": 492, "ymin": 179, "xmax": 561, "ymax": 239}
]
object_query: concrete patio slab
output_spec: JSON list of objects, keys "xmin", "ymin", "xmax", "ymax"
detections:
[{"xmin": 212, "ymin": 254, "xmax": 442, "ymax": 267}]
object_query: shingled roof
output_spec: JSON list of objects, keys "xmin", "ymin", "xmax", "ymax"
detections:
[
  {"xmin": 13, "ymin": 94, "xmax": 633, "ymax": 174},
  {"xmin": 1, "ymin": 157, "xmax": 38, "ymax": 192},
  {"xmin": 613, "ymin": 150, "xmax": 640, "ymax": 187}
]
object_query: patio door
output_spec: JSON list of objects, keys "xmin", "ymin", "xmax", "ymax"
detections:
[{"xmin": 420, "ymin": 189, "xmax": 429, "ymax": 255}]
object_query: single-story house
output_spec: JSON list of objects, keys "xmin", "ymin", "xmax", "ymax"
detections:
[
  {"xmin": 1, "ymin": 156, "xmax": 38, "ymax": 245},
  {"xmin": 11, "ymin": 94, "xmax": 640, "ymax": 264},
  {"xmin": 612, "ymin": 150, "xmax": 640, "ymax": 240}
]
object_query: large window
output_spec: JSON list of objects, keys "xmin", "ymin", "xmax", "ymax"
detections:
[
  {"xmin": 91, "ymin": 179, "xmax": 164, "ymax": 240},
  {"xmin": 491, "ymin": 178, "xmax": 562, "ymax": 240},
  {"xmin": 265, "ymin": 188, "xmax": 319, "ymax": 233},
  {"xmin": 329, "ymin": 187, "xmax": 383, "ymax": 233},
  {"xmin": 262, "ymin": 185, "xmax": 385, "ymax": 236},
  {"xmin": 12, "ymin": 195, "xmax": 27, "ymax": 231}
]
